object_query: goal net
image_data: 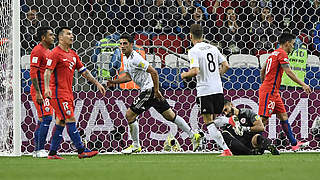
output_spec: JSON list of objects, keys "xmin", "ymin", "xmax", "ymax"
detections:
[
  {"xmin": 0, "ymin": 0, "xmax": 21, "ymax": 156},
  {"xmin": 3, "ymin": 1, "xmax": 320, "ymax": 155}
]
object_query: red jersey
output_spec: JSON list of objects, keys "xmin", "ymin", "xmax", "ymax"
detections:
[
  {"xmin": 30, "ymin": 43, "xmax": 50, "ymax": 96},
  {"xmin": 46, "ymin": 46, "xmax": 86, "ymax": 100},
  {"xmin": 259, "ymin": 48, "xmax": 290, "ymax": 95}
]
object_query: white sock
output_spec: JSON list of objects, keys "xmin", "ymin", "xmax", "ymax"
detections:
[
  {"xmin": 174, "ymin": 115, "xmax": 194, "ymax": 138},
  {"xmin": 207, "ymin": 123, "xmax": 229, "ymax": 150},
  {"xmin": 129, "ymin": 121, "xmax": 140, "ymax": 147}
]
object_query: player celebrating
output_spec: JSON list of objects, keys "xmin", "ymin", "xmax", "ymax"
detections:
[
  {"xmin": 219, "ymin": 100, "xmax": 279, "ymax": 155},
  {"xmin": 30, "ymin": 27, "xmax": 55, "ymax": 158},
  {"xmin": 259, "ymin": 33, "xmax": 311, "ymax": 151},
  {"xmin": 106, "ymin": 34, "xmax": 201, "ymax": 154},
  {"xmin": 181, "ymin": 24, "xmax": 232, "ymax": 156},
  {"xmin": 44, "ymin": 27, "xmax": 106, "ymax": 159}
]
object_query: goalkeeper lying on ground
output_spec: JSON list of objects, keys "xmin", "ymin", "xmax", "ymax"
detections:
[{"xmin": 214, "ymin": 100, "xmax": 279, "ymax": 155}]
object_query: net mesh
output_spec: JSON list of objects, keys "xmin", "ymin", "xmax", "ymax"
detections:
[
  {"xmin": 4, "ymin": 0, "xmax": 320, "ymax": 154},
  {"xmin": 0, "ymin": 0, "xmax": 14, "ymax": 155}
]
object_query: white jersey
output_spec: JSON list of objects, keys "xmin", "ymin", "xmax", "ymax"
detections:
[
  {"xmin": 123, "ymin": 51, "xmax": 153, "ymax": 91},
  {"xmin": 189, "ymin": 42, "xmax": 226, "ymax": 97}
]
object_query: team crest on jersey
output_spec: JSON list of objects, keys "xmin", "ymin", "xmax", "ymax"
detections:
[
  {"xmin": 45, "ymin": 107, "xmax": 50, "ymax": 112},
  {"xmin": 66, "ymin": 110, "xmax": 71, "ymax": 116},
  {"xmin": 269, "ymin": 109, "xmax": 273, "ymax": 115},
  {"xmin": 240, "ymin": 118, "xmax": 246, "ymax": 124},
  {"xmin": 138, "ymin": 62, "xmax": 145, "ymax": 68}
]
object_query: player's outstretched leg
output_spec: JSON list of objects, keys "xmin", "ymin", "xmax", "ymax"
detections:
[
  {"xmin": 206, "ymin": 122, "xmax": 232, "ymax": 156},
  {"xmin": 122, "ymin": 120, "xmax": 141, "ymax": 154},
  {"xmin": 66, "ymin": 122, "xmax": 99, "ymax": 159},
  {"xmin": 48, "ymin": 124, "xmax": 65, "ymax": 160},
  {"xmin": 162, "ymin": 109, "xmax": 202, "ymax": 152},
  {"xmin": 172, "ymin": 114, "xmax": 202, "ymax": 151}
]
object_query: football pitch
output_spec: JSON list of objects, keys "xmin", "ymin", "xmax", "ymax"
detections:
[{"xmin": 0, "ymin": 153, "xmax": 319, "ymax": 180}]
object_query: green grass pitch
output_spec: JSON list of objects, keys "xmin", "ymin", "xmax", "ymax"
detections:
[{"xmin": 0, "ymin": 153, "xmax": 319, "ymax": 180}]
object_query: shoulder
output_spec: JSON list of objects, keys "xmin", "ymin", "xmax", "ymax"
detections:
[
  {"xmin": 31, "ymin": 44, "xmax": 43, "ymax": 54},
  {"xmin": 240, "ymin": 108, "xmax": 257, "ymax": 117}
]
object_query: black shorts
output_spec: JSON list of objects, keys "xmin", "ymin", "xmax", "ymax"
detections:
[
  {"xmin": 130, "ymin": 88, "xmax": 171, "ymax": 115},
  {"xmin": 196, "ymin": 93, "xmax": 224, "ymax": 114}
]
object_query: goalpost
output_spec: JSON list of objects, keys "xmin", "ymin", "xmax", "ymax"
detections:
[{"xmin": 0, "ymin": 0, "xmax": 21, "ymax": 156}]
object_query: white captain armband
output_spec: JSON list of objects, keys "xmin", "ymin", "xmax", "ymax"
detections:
[{"xmin": 79, "ymin": 66, "xmax": 87, "ymax": 73}]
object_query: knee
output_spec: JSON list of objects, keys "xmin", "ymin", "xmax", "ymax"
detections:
[
  {"xmin": 251, "ymin": 134, "xmax": 260, "ymax": 148},
  {"xmin": 162, "ymin": 109, "xmax": 176, "ymax": 122},
  {"xmin": 125, "ymin": 110, "xmax": 136, "ymax": 123}
]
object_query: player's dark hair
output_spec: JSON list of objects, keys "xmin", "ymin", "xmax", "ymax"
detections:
[
  {"xmin": 119, "ymin": 34, "xmax": 134, "ymax": 43},
  {"xmin": 190, "ymin": 24, "xmax": 203, "ymax": 40},
  {"xmin": 279, "ymin": 33, "xmax": 295, "ymax": 45},
  {"xmin": 56, "ymin": 26, "xmax": 71, "ymax": 37},
  {"xmin": 36, "ymin": 26, "xmax": 52, "ymax": 41}
]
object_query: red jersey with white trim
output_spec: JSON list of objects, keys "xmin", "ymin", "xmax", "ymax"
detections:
[
  {"xmin": 46, "ymin": 46, "xmax": 86, "ymax": 100},
  {"xmin": 30, "ymin": 43, "xmax": 50, "ymax": 96},
  {"xmin": 259, "ymin": 48, "xmax": 290, "ymax": 94}
]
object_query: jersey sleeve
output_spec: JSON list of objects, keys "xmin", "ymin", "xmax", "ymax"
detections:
[
  {"xmin": 279, "ymin": 50, "xmax": 290, "ymax": 65},
  {"xmin": 131, "ymin": 54, "xmax": 150, "ymax": 72},
  {"xmin": 75, "ymin": 53, "xmax": 86, "ymax": 73},
  {"xmin": 217, "ymin": 48, "xmax": 227, "ymax": 64},
  {"xmin": 189, "ymin": 50, "xmax": 199, "ymax": 68},
  {"xmin": 30, "ymin": 48, "xmax": 42, "ymax": 68},
  {"xmin": 246, "ymin": 109, "xmax": 260, "ymax": 124},
  {"xmin": 46, "ymin": 51, "xmax": 58, "ymax": 70}
]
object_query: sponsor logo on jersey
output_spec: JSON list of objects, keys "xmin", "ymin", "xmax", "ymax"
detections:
[{"xmin": 240, "ymin": 118, "xmax": 246, "ymax": 124}]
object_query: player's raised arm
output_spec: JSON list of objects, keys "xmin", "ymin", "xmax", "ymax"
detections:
[
  {"xmin": 260, "ymin": 61, "xmax": 267, "ymax": 83},
  {"xmin": 81, "ymin": 69, "xmax": 106, "ymax": 95},
  {"xmin": 282, "ymin": 65, "xmax": 311, "ymax": 94},
  {"xmin": 219, "ymin": 61, "xmax": 230, "ymax": 76},
  {"xmin": 44, "ymin": 68, "xmax": 53, "ymax": 99},
  {"xmin": 106, "ymin": 72, "xmax": 132, "ymax": 88},
  {"xmin": 181, "ymin": 67, "xmax": 199, "ymax": 79}
]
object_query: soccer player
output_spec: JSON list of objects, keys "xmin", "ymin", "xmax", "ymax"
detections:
[
  {"xmin": 44, "ymin": 27, "xmax": 106, "ymax": 159},
  {"xmin": 30, "ymin": 27, "xmax": 55, "ymax": 158},
  {"xmin": 181, "ymin": 24, "xmax": 232, "ymax": 156},
  {"xmin": 106, "ymin": 34, "xmax": 201, "ymax": 154},
  {"xmin": 258, "ymin": 33, "xmax": 312, "ymax": 151},
  {"xmin": 219, "ymin": 100, "xmax": 279, "ymax": 155}
]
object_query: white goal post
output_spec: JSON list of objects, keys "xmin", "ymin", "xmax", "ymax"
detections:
[{"xmin": 0, "ymin": 0, "xmax": 21, "ymax": 156}]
